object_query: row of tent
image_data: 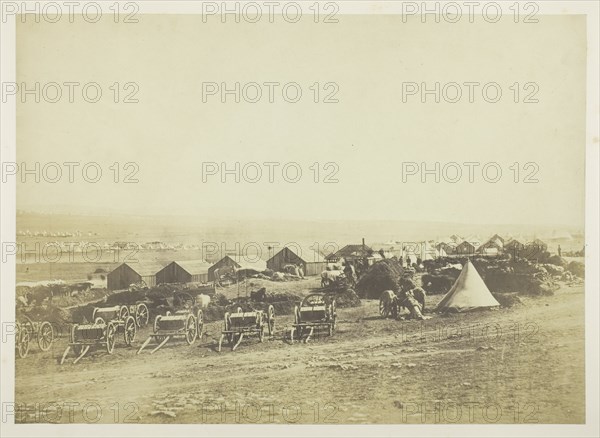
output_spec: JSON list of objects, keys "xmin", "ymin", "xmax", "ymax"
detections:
[
  {"xmin": 107, "ymin": 245, "xmax": 328, "ymax": 290},
  {"xmin": 436, "ymin": 234, "xmax": 549, "ymax": 257}
]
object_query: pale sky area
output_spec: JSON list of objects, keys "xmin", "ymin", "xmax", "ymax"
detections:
[{"xmin": 15, "ymin": 15, "xmax": 586, "ymax": 227}]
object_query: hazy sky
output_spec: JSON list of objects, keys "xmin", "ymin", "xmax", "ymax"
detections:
[{"xmin": 16, "ymin": 15, "xmax": 586, "ymax": 227}]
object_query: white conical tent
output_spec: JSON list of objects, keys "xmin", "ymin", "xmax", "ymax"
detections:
[{"xmin": 435, "ymin": 260, "xmax": 500, "ymax": 312}]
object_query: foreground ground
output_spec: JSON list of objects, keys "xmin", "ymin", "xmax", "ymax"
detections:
[{"xmin": 14, "ymin": 281, "xmax": 585, "ymax": 424}]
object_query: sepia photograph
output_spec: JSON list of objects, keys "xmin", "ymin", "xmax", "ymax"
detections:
[{"xmin": 0, "ymin": 1, "xmax": 598, "ymax": 437}]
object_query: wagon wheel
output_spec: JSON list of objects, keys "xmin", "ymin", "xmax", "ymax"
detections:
[
  {"xmin": 185, "ymin": 315, "xmax": 197, "ymax": 345},
  {"xmin": 106, "ymin": 323, "xmax": 117, "ymax": 354},
  {"xmin": 223, "ymin": 312, "xmax": 233, "ymax": 344},
  {"xmin": 379, "ymin": 297, "xmax": 390, "ymax": 318},
  {"xmin": 71, "ymin": 325, "xmax": 83, "ymax": 357},
  {"xmin": 135, "ymin": 303, "xmax": 149, "ymax": 328},
  {"xmin": 196, "ymin": 309, "xmax": 204, "ymax": 338},
  {"xmin": 123, "ymin": 316, "xmax": 137, "ymax": 346},
  {"xmin": 267, "ymin": 305, "xmax": 275, "ymax": 336},
  {"xmin": 37, "ymin": 321, "xmax": 54, "ymax": 351},
  {"xmin": 16, "ymin": 323, "xmax": 30, "ymax": 359},
  {"xmin": 119, "ymin": 306, "xmax": 130, "ymax": 321}
]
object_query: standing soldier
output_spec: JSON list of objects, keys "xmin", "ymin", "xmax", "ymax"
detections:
[
  {"xmin": 344, "ymin": 262, "xmax": 356, "ymax": 288},
  {"xmin": 213, "ymin": 267, "xmax": 221, "ymax": 288}
]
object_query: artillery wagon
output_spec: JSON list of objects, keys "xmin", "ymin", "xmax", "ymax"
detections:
[
  {"xmin": 290, "ymin": 293, "xmax": 336, "ymax": 343},
  {"xmin": 60, "ymin": 305, "xmax": 137, "ymax": 364},
  {"xmin": 137, "ymin": 292, "xmax": 204, "ymax": 354},
  {"xmin": 218, "ymin": 304, "xmax": 275, "ymax": 352},
  {"xmin": 94, "ymin": 303, "xmax": 150, "ymax": 329},
  {"xmin": 15, "ymin": 316, "xmax": 57, "ymax": 358}
]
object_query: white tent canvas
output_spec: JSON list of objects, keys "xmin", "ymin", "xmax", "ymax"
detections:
[{"xmin": 435, "ymin": 260, "xmax": 500, "ymax": 312}]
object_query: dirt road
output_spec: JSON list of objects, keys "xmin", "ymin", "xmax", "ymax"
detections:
[{"xmin": 14, "ymin": 283, "xmax": 584, "ymax": 424}]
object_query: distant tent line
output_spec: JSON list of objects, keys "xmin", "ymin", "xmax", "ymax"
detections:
[
  {"xmin": 107, "ymin": 245, "xmax": 326, "ymax": 290},
  {"xmin": 106, "ymin": 235, "xmax": 553, "ymax": 291}
]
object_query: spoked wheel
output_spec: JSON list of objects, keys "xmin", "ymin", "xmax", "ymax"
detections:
[
  {"xmin": 224, "ymin": 312, "xmax": 233, "ymax": 344},
  {"xmin": 123, "ymin": 316, "xmax": 137, "ymax": 346},
  {"xmin": 196, "ymin": 309, "xmax": 204, "ymax": 338},
  {"xmin": 135, "ymin": 303, "xmax": 149, "ymax": 328},
  {"xmin": 379, "ymin": 297, "xmax": 389, "ymax": 318},
  {"xmin": 16, "ymin": 323, "xmax": 30, "ymax": 358},
  {"xmin": 37, "ymin": 321, "xmax": 54, "ymax": 351},
  {"xmin": 267, "ymin": 305, "xmax": 275, "ymax": 336},
  {"xmin": 185, "ymin": 315, "xmax": 197, "ymax": 345},
  {"xmin": 119, "ymin": 306, "xmax": 129, "ymax": 321},
  {"xmin": 106, "ymin": 323, "xmax": 117, "ymax": 354}
]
